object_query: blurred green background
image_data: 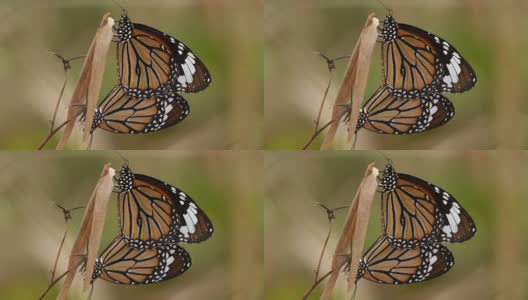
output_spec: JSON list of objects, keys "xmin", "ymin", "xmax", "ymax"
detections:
[
  {"xmin": 0, "ymin": 0, "xmax": 261, "ymax": 150},
  {"xmin": 265, "ymin": 151, "xmax": 526, "ymax": 300},
  {"xmin": 0, "ymin": 151, "xmax": 262, "ymax": 299},
  {"xmin": 264, "ymin": 0, "xmax": 528, "ymax": 150}
]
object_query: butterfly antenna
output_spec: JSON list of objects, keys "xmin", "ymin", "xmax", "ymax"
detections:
[
  {"xmin": 376, "ymin": 0, "xmax": 391, "ymax": 15},
  {"xmin": 375, "ymin": 150, "xmax": 392, "ymax": 166},
  {"xmin": 112, "ymin": 151, "xmax": 129, "ymax": 167},
  {"xmin": 111, "ymin": 0, "xmax": 127, "ymax": 14}
]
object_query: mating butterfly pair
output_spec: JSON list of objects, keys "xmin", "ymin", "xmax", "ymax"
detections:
[
  {"xmin": 355, "ymin": 164, "xmax": 476, "ymax": 285},
  {"xmin": 355, "ymin": 14, "xmax": 477, "ymax": 135},
  {"xmin": 90, "ymin": 11, "xmax": 211, "ymax": 135},
  {"xmin": 91, "ymin": 164, "xmax": 214, "ymax": 285}
]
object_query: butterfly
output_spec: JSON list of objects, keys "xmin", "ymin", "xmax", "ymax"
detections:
[
  {"xmin": 115, "ymin": 163, "xmax": 214, "ymax": 249},
  {"xmin": 380, "ymin": 163, "xmax": 476, "ymax": 248},
  {"xmin": 91, "ymin": 235, "xmax": 191, "ymax": 285},
  {"xmin": 90, "ymin": 84, "xmax": 189, "ymax": 134},
  {"xmin": 355, "ymin": 85, "xmax": 454, "ymax": 134},
  {"xmin": 114, "ymin": 12, "xmax": 211, "ymax": 98},
  {"xmin": 380, "ymin": 14, "xmax": 477, "ymax": 99},
  {"xmin": 355, "ymin": 235, "xmax": 454, "ymax": 284}
]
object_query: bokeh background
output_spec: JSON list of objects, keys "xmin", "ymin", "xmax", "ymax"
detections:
[
  {"xmin": 265, "ymin": 0, "xmax": 528, "ymax": 150},
  {"xmin": 265, "ymin": 151, "xmax": 526, "ymax": 300},
  {"xmin": 0, "ymin": 0, "xmax": 261, "ymax": 150},
  {"xmin": 0, "ymin": 151, "xmax": 262, "ymax": 300}
]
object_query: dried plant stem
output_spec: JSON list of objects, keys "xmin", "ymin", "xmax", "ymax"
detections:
[
  {"xmin": 57, "ymin": 164, "xmax": 115, "ymax": 300},
  {"xmin": 50, "ymin": 225, "xmax": 69, "ymax": 283},
  {"xmin": 321, "ymin": 14, "xmax": 379, "ymax": 150},
  {"xmin": 314, "ymin": 223, "xmax": 332, "ymax": 283},
  {"xmin": 302, "ymin": 75, "xmax": 334, "ymax": 150},
  {"xmin": 38, "ymin": 54, "xmax": 86, "ymax": 150},
  {"xmin": 38, "ymin": 269, "xmax": 71, "ymax": 300},
  {"xmin": 37, "ymin": 119, "xmax": 70, "ymax": 150},
  {"xmin": 56, "ymin": 13, "xmax": 114, "ymax": 150},
  {"xmin": 302, "ymin": 119, "xmax": 335, "ymax": 150},
  {"xmin": 302, "ymin": 267, "xmax": 337, "ymax": 300},
  {"xmin": 315, "ymin": 76, "xmax": 333, "ymax": 131},
  {"xmin": 320, "ymin": 163, "xmax": 378, "ymax": 300},
  {"xmin": 50, "ymin": 75, "xmax": 68, "ymax": 134}
]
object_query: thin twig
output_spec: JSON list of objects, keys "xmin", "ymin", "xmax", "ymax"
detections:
[
  {"xmin": 302, "ymin": 266, "xmax": 341, "ymax": 300},
  {"xmin": 37, "ymin": 119, "xmax": 70, "ymax": 150},
  {"xmin": 50, "ymin": 226, "xmax": 69, "ymax": 283},
  {"xmin": 320, "ymin": 164, "xmax": 379, "ymax": 299},
  {"xmin": 302, "ymin": 119, "xmax": 335, "ymax": 150},
  {"xmin": 38, "ymin": 268, "xmax": 71, "ymax": 300},
  {"xmin": 303, "ymin": 53, "xmax": 349, "ymax": 150},
  {"xmin": 314, "ymin": 76, "xmax": 333, "ymax": 133},
  {"xmin": 312, "ymin": 204, "xmax": 350, "ymax": 288},
  {"xmin": 39, "ymin": 54, "xmax": 84, "ymax": 150},
  {"xmin": 314, "ymin": 223, "xmax": 332, "ymax": 283},
  {"xmin": 49, "ymin": 54, "xmax": 85, "ymax": 130},
  {"xmin": 53, "ymin": 203, "xmax": 85, "ymax": 222},
  {"xmin": 50, "ymin": 76, "xmax": 68, "ymax": 133},
  {"xmin": 321, "ymin": 15, "xmax": 379, "ymax": 150}
]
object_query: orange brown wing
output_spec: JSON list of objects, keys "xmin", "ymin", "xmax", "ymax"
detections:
[
  {"xmin": 380, "ymin": 164, "xmax": 477, "ymax": 248},
  {"xmin": 356, "ymin": 86, "xmax": 454, "ymax": 135},
  {"xmin": 92, "ymin": 236, "xmax": 191, "ymax": 285},
  {"xmin": 115, "ymin": 14, "xmax": 211, "ymax": 98},
  {"xmin": 380, "ymin": 15, "xmax": 477, "ymax": 99},
  {"xmin": 91, "ymin": 84, "xmax": 189, "ymax": 134},
  {"xmin": 356, "ymin": 235, "xmax": 454, "ymax": 284},
  {"xmin": 116, "ymin": 164, "xmax": 214, "ymax": 249}
]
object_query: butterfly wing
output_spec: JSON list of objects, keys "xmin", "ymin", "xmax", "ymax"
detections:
[
  {"xmin": 357, "ymin": 86, "xmax": 455, "ymax": 134},
  {"xmin": 381, "ymin": 164, "xmax": 476, "ymax": 248},
  {"xmin": 115, "ymin": 15, "xmax": 211, "ymax": 97},
  {"xmin": 356, "ymin": 236, "xmax": 454, "ymax": 284},
  {"xmin": 93, "ymin": 236, "xmax": 191, "ymax": 285},
  {"xmin": 381, "ymin": 15, "xmax": 476, "ymax": 98},
  {"xmin": 92, "ymin": 85, "xmax": 189, "ymax": 134},
  {"xmin": 117, "ymin": 165, "xmax": 214, "ymax": 249},
  {"xmin": 398, "ymin": 173, "xmax": 477, "ymax": 243},
  {"xmin": 398, "ymin": 23, "xmax": 477, "ymax": 94},
  {"xmin": 156, "ymin": 179, "xmax": 215, "ymax": 243}
]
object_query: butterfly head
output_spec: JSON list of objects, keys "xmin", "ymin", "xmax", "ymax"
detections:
[
  {"xmin": 90, "ymin": 109, "xmax": 103, "ymax": 134},
  {"xmin": 116, "ymin": 163, "xmax": 134, "ymax": 192},
  {"xmin": 380, "ymin": 164, "xmax": 397, "ymax": 192},
  {"xmin": 380, "ymin": 14, "xmax": 398, "ymax": 43},
  {"xmin": 90, "ymin": 259, "xmax": 104, "ymax": 282},
  {"xmin": 355, "ymin": 109, "xmax": 367, "ymax": 133},
  {"xmin": 115, "ymin": 12, "xmax": 133, "ymax": 42},
  {"xmin": 355, "ymin": 259, "xmax": 368, "ymax": 283}
]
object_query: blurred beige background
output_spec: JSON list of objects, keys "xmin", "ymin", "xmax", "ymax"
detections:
[
  {"xmin": 265, "ymin": 151, "xmax": 526, "ymax": 300},
  {"xmin": 264, "ymin": 0, "xmax": 528, "ymax": 150},
  {"xmin": 0, "ymin": 0, "xmax": 261, "ymax": 150},
  {"xmin": 0, "ymin": 151, "xmax": 261, "ymax": 300}
]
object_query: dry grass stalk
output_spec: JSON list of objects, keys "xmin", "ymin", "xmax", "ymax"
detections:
[
  {"xmin": 320, "ymin": 163, "xmax": 378, "ymax": 300},
  {"xmin": 56, "ymin": 164, "xmax": 115, "ymax": 300},
  {"xmin": 320, "ymin": 14, "xmax": 379, "ymax": 150},
  {"xmin": 56, "ymin": 13, "xmax": 114, "ymax": 150}
]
